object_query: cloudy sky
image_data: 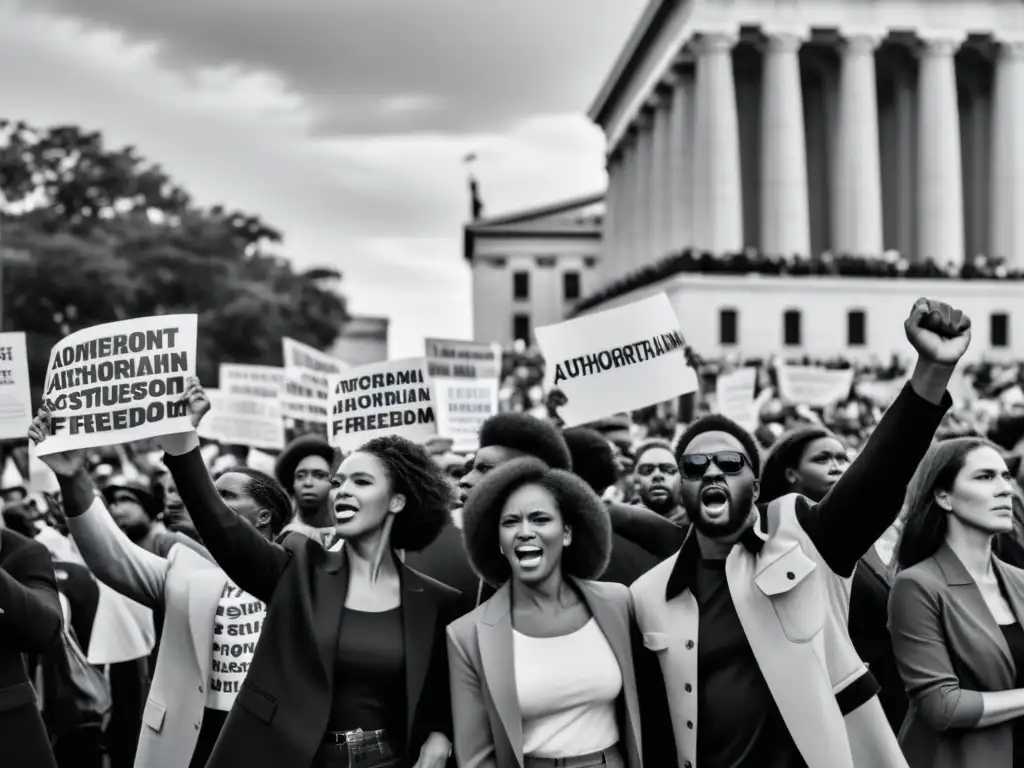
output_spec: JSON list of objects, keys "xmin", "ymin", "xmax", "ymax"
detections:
[{"xmin": 0, "ymin": 0, "xmax": 645, "ymax": 357}]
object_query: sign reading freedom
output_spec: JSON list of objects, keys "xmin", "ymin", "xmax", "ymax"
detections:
[{"xmin": 36, "ymin": 314, "xmax": 198, "ymax": 456}]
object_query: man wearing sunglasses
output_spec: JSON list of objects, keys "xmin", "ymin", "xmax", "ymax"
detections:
[{"xmin": 629, "ymin": 298, "xmax": 971, "ymax": 768}]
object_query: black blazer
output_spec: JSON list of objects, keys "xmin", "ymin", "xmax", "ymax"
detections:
[
  {"xmin": 849, "ymin": 547, "xmax": 906, "ymax": 732},
  {"xmin": 165, "ymin": 447, "xmax": 463, "ymax": 768},
  {"xmin": 0, "ymin": 528, "xmax": 63, "ymax": 768}
]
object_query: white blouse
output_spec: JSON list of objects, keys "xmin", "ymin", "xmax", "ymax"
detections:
[{"xmin": 513, "ymin": 618, "xmax": 622, "ymax": 757}]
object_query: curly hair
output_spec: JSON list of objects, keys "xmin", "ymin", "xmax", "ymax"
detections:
[
  {"xmin": 479, "ymin": 413, "xmax": 573, "ymax": 471},
  {"xmin": 357, "ymin": 434, "xmax": 454, "ymax": 552},
  {"xmin": 214, "ymin": 466, "xmax": 293, "ymax": 535},
  {"xmin": 676, "ymin": 414, "xmax": 763, "ymax": 476},
  {"xmin": 462, "ymin": 457, "xmax": 612, "ymax": 587},
  {"xmin": 562, "ymin": 427, "xmax": 618, "ymax": 494}
]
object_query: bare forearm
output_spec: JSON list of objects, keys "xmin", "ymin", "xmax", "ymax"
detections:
[{"xmin": 976, "ymin": 689, "xmax": 1024, "ymax": 728}]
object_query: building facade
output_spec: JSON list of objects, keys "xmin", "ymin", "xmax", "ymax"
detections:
[
  {"xmin": 590, "ymin": 0, "xmax": 1024, "ymax": 289},
  {"xmin": 328, "ymin": 314, "xmax": 389, "ymax": 366},
  {"xmin": 589, "ymin": 273, "xmax": 1020, "ymax": 363},
  {"xmin": 465, "ymin": 194, "xmax": 604, "ymax": 346}
]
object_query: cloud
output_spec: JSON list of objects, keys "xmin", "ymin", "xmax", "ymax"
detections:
[{"xmin": 0, "ymin": 0, "xmax": 641, "ymax": 357}]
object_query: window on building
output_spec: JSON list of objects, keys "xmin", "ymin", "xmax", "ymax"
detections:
[
  {"xmin": 847, "ymin": 310, "xmax": 866, "ymax": 347},
  {"xmin": 512, "ymin": 271, "xmax": 529, "ymax": 300},
  {"xmin": 783, "ymin": 309, "xmax": 802, "ymax": 346},
  {"xmin": 513, "ymin": 313, "xmax": 531, "ymax": 344},
  {"xmin": 535, "ymin": 255, "xmax": 557, "ymax": 268},
  {"xmin": 483, "ymin": 255, "xmax": 506, "ymax": 268},
  {"xmin": 583, "ymin": 256, "xmax": 598, "ymax": 269},
  {"xmin": 719, "ymin": 308, "xmax": 738, "ymax": 346},
  {"xmin": 563, "ymin": 271, "xmax": 581, "ymax": 302},
  {"xmin": 992, "ymin": 312, "xmax": 1010, "ymax": 348}
]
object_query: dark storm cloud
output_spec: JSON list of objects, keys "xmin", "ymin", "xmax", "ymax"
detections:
[{"xmin": 33, "ymin": 0, "xmax": 645, "ymax": 135}]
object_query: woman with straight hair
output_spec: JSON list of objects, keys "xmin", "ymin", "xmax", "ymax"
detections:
[
  {"xmin": 447, "ymin": 457, "xmax": 670, "ymax": 768},
  {"xmin": 890, "ymin": 437, "xmax": 1024, "ymax": 767},
  {"xmin": 157, "ymin": 378, "xmax": 463, "ymax": 768}
]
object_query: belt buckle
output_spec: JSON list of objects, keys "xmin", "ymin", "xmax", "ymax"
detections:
[{"xmin": 345, "ymin": 728, "xmax": 365, "ymax": 746}]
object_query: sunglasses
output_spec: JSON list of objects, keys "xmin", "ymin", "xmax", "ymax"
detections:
[
  {"xmin": 679, "ymin": 451, "xmax": 750, "ymax": 479},
  {"xmin": 636, "ymin": 463, "xmax": 679, "ymax": 477}
]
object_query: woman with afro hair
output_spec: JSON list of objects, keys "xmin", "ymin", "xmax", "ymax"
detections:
[
  {"xmin": 154, "ymin": 378, "xmax": 464, "ymax": 768},
  {"xmin": 447, "ymin": 457, "xmax": 672, "ymax": 768}
]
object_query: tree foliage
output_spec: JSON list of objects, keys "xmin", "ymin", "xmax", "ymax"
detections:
[{"xmin": 0, "ymin": 120, "xmax": 347, "ymax": 404}]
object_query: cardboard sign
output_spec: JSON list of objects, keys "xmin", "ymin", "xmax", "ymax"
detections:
[
  {"xmin": 219, "ymin": 364, "xmax": 285, "ymax": 400},
  {"xmin": 715, "ymin": 367, "xmax": 758, "ymax": 431},
  {"xmin": 328, "ymin": 357, "xmax": 437, "ymax": 450},
  {"xmin": 775, "ymin": 363, "xmax": 855, "ymax": 408},
  {"xmin": 281, "ymin": 338, "xmax": 347, "ymax": 424},
  {"xmin": 425, "ymin": 338, "xmax": 502, "ymax": 451},
  {"xmin": 36, "ymin": 315, "xmax": 198, "ymax": 456},
  {"xmin": 534, "ymin": 293, "xmax": 698, "ymax": 427},
  {"xmin": 0, "ymin": 332, "xmax": 32, "ymax": 440},
  {"xmin": 199, "ymin": 389, "xmax": 286, "ymax": 451}
]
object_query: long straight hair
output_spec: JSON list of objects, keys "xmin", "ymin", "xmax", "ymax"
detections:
[{"xmin": 895, "ymin": 437, "xmax": 997, "ymax": 570}]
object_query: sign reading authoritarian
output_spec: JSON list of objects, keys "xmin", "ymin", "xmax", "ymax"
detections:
[
  {"xmin": 0, "ymin": 332, "xmax": 32, "ymax": 440},
  {"xmin": 328, "ymin": 357, "xmax": 437, "ymax": 450},
  {"xmin": 424, "ymin": 338, "xmax": 501, "ymax": 452},
  {"xmin": 535, "ymin": 293, "xmax": 698, "ymax": 427},
  {"xmin": 36, "ymin": 315, "xmax": 198, "ymax": 456},
  {"xmin": 281, "ymin": 338, "xmax": 347, "ymax": 425}
]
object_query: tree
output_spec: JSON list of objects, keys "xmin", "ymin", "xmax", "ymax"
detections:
[{"xmin": 0, "ymin": 121, "xmax": 348, "ymax": 404}]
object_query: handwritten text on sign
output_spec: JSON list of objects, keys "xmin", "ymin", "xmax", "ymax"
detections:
[
  {"xmin": 200, "ymin": 390, "xmax": 286, "ymax": 452},
  {"xmin": 208, "ymin": 582, "xmax": 266, "ymax": 710},
  {"xmin": 329, "ymin": 357, "xmax": 436, "ymax": 450},
  {"xmin": 0, "ymin": 332, "xmax": 32, "ymax": 440},
  {"xmin": 36, "ymin": 315, "xmax": 198, "ymax": 456},
  {"xmin": 535, "ymin": 293, "xmax": 698, "ymax": 427},
  {"xmin": 425, "ymin": 338, "xmax": 501, "ymax": 451},
  {"xmin": 281, "ymin": 338, "xmax": 347, "ymax": 425},
  {"xmin": 219, "ymin": 364, "xmax": 284, "ymax": 400}
]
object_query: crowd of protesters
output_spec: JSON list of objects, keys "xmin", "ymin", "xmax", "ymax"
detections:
[{"xmin": 8, "ymin": 297, "xmax": 1024, "ymax": 767}]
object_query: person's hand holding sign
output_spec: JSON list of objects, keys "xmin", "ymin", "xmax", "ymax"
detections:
[
  {"xmin": 28, "ymin": 408, "xmax": 88, "ymax": 478},
  {"xmin": 156, "ymin": 376, "xmax": 212, "ymax": 456}
]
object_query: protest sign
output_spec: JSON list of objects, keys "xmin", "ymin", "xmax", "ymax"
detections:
[
  {"xmin": 425, "ymin": 338, "xmax": 502, "ymax": 451},
  {"xmin": 208, "ymin": 583, "xmax": 266, "ymax": 705},
  {"xmin": 36, "ymin": 315, "xmax": 198, "ymax": 456},
  {"xmin": 281, "ymin": 338, "xmax": 347, "ymax": 425},
  {"xmin": 328, "ymin": 357, "xmax": 437, "ymax": 450},
  {"xmin": 219, "ymin": 364, "xmax": 284, "ymax": 400},
  {"xmin": 534, "ymin": 293, "xmax": 698, "ymax": 428},
  {"xmin": 775, "ymin": 363, "xmax": 855, "ymax": 408},
  {"xmin": 715, "ymin": 367, "xmax": 758, "ymax": 431},
  {"xmin": 0, "ymin": 332, "xmax": 32, "ymax": 440},
  {"xmin": 199, "ymin": 389, "xmax": 285, "ymax": 451}
]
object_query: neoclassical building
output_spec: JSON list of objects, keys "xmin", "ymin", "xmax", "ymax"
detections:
[{"xmin": 590, "ymin": 0, "xmax": 1024, "ymax": 288}]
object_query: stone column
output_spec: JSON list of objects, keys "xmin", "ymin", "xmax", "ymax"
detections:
[
  {"xmin": 917, "ymin": 33, "xmax": 965, "ymax": 267},
  {"xmin": 833, "ymin": 32, "xmax": 884, "ymax": 255},
  {"xmin": 616, "ymin": 136, "xmax": 635, "ymax": 281},
  {"xmin": 760, "ymin": 30, "xmax": 811, "ymax": 257},
  {"xmin": 667, "ymin": 67, "xmax": 695, "ymax": 252},
  {"xmin": 600, "ymin": 152, "xmax": 619, "ymax": 288},
  {"xmin": 991, "ymin": 38, "xmax": 1024, "ymax": 268},
  {"xmin": 634, "ymin": 113, "xmax": 654, "ymax": 268},
  {"xmin": 650, "ymin": 94, "xmax": 671, "ymax": 261},
  {"xmin": 692, "ymin": 32, "xmax": 744, "ymax": 253}
]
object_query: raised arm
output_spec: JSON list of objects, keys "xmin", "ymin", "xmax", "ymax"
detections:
[
  {"xmin": 161, "ymin": 431, "xmax": 288, "ymax": 604},
  {"xmin": 798, "ymin": 299, "xmax": 968, "ymax": 577},
  {"xmin": 0, "ymin": 531, "xmax": 63, "ymax": 652},
  {"xmin": 446, "ymin": 626, "xmax": 498, "ymax": 768},
  {"xmin": 57, "ymin": 468, "xmax": 169, "ymax": 611},
  {"xmin": 887, "ymin": 572, "xmax": 1024, "ymax": 730}
]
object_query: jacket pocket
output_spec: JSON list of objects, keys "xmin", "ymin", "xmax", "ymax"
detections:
[
  {"xmin": 754, "ymin": 546, "xmax": 824, "ymax": 643},
  {"xmin": 142, "ymin": 698, "xmax": 166, "ymax": 733},
  {"xmin": 642, "ymin": 631, "xmax": 670, "ymax": 652},
  {"xmin": 236, "ymin": 683, "xmax": 277, "ymax": 724}
]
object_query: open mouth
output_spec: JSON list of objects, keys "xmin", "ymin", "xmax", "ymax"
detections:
[
  {"xmin": 701, "ymin": 486, "xmax": 729, "ymax": 513},
  {"xmin": 334, "ymin": 501, "xmax": 357, "ymax": 522},
  {"xmin": 514, "ymin": 545, "xmax": 543, "ymax": 569}
]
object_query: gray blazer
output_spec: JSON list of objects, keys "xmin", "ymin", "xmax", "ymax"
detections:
[
  {"xmin": 67, "ymin": 497, "xmax": 229, "ymax": 768},
  {"xmin": 889, "ymin": 542, "xmax": 1024, "ymax": 768},
  {"xmin": 446, "ymin": 578, "xmax": 642, "ymax": 768}
]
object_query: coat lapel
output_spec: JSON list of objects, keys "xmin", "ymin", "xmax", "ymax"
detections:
[
  {"xmin": 400, "ymin": 564, "xmax": 439, "ymax": 746},
  {"xmin": 574, "ymin": 578, "xmax": 640, "ymax": 762},
  {"xmin": 315, "ymin": 547, "xmax": 349, "ymax": 685},
  {"xmin": 997, "ymin": 557, "xmax": 1024, "ymax": 633},
  {"xmin": 187, "ymin": 568, "xmax": 229, "ymax": 679},
  {"xmin": 476, "ymin": 584, "xmax": 523, "ymax": 768}
]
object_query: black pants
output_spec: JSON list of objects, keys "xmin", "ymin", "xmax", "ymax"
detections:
[
  {"xmin": 54, "ymin": 725, "xmax": 104, "ymax": 768},
  {"xmin": 312, "ymin": 734, "xmax": 402, "ymax": 768}
]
